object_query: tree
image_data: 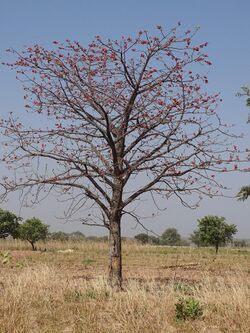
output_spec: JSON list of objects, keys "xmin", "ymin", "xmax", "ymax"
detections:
[
  {"xmin": 0, "ymin": 208, "xmax": 21, "ymax": 239},
  {"xmin": 69, "ymin": 231, "xmax": 85, "ymax": 241},
  {"xmin": 148, "ymin": 235, "xmax": 160, "ymax": 245},
  {"xmin": 134, "ymin": 233, "xmax": 161, "ymax": 245},
  {"xmin": 161, "ymin": 227, "xmax": 181, "ymax": 246},
  {"xmin": 237, "ymin": 186, "xmax": 250, "ymax": 201},
  {"xmin": 135, "ymin": 233, "xmax": 150, "ymax": 244},
  {"xmin": 49, "ymin": 231, "xmax": 70, "ymax": 241},
  {"xmin": 18, "ymin": 218, "xmax": 49, "ymax": 250},
  {"xmin": 194, "ymin": 215, "xmax": 237, "ymax": 253},
  {"xmin": 0, "ymin": 25, "xmax": 243, "ymax": 287}
]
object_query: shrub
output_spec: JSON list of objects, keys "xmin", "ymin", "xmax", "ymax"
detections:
[{"xmin": 175, "ymin": 297, "xmax": 203, "ymax": 321}]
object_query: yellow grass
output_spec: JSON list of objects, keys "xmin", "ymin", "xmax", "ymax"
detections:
[{"xmin": 0, "ymin": 240, "xmax": 249, "ymax": 333}]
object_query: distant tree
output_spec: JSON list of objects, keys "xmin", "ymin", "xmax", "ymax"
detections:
[
  {"xmin": 179, "ymin": 238, "xmax": 191, "ymax": 246},
  {"xmin": 189, "ymin": 230, "xmax": 207, "ymax": 247},
  {"xmin": 148, "ymin": 235, "xmax": 160, "ymax": 245},
  {"xmin": 69, "ymin": 231, "xmax": 85, "ymax": 241},
  {"xmin": 237, "ymin": 186, "xmax": 250, "ymax": 201},
  {"xmin": 49, "ymin": 231, "xmax": 70, "ymax": 241},
  {"xmin": 195, "ymin": 216, "xmax": 237, "ymax": 254},
  {"xmin": 233, "ymin": 239, "xmax": 248, "ymax": 247},
  {"xmin": 135, "ymin": 233, "xmax": 150, "ymax": 244},
  {"xmin": 99, "ymin": 235, "xmax": 109, "ymax": 242},
  {"xmin": 0, "ymin": 208, "xmax": 21, "ymax": 239},
  {"xmin": 18, "ymin": 218, "xmax": 49, "ymax": 250},
  {"xmin": 161, "ymin": 228, "xmax": 181, "ymax": 246}
]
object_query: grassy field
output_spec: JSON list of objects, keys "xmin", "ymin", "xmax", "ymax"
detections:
[{"xmin": 0, "ymin": 239, "xmax": 249, "ymax": 333}]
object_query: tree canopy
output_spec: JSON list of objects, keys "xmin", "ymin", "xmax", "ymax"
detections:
[
  {"xmin": 0, "ymin": 208, "xmax": 20, "ymax": 239},
  {"xmin": 134, "ymin": 233, "xmax": 150, "ymax": 244},
  {"xmin": 18, "ymin": 218, "xmax": 49, "ymax": 250},
  {"xmin": 161, "ymin": 227, "xmax": 181, "ymax": 246},
  {"xmin": 194, "ymin": 215, "xmax": 237, "ymax": 253}
]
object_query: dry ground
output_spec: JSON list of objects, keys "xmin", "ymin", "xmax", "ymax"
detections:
[{"xmin": 0, "ymin": 239, "xmax": 249, "ymax": 333}]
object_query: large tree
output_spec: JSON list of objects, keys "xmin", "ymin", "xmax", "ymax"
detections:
[{"xmin": 0, "ymin": 25, "xmax": 243, "ymax": 287}]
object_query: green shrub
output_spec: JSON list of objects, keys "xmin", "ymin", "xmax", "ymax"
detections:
[{"xmin": 175, "ymin": 297, "xmax": 203, "ymax": 321}]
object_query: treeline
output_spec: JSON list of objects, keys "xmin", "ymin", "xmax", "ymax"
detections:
[
  {"xmin": 135, "ymin": 215, "xmax": 250, "ymax": 253},
  {"xmin": 48, "ymin": 231, "xmax": 111, "ymax": 242},
  {"xmin": 1, "ymin": 208, "xmax": 249, "ymax": 253},
  {"xmin": 135, "ymin": 230, "xmax": 249, "ymax": 248}
]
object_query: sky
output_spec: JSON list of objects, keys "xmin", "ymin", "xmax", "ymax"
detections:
[{"xmin": 0, "ymin": 0, "xmax": 249, "ymax": 238}]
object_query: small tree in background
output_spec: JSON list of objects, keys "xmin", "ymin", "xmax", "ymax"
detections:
[
  {"xmin": 189, "ymin": 229, "xmax": 207, "ymax": 247},
  {"xmin": 148, "ymin": 235, "xmax": 160, "ymax": 245},
  {"xmin": 135, "ymin": 233, "xmax": 150, "ymax": 244},
  {"xmin": 194, "ymin": 215, "xmax": 237, "ymax": 254},
  {"xmin": 0, "ymin": 208, "xmax": 21, "ymax": 239},
  {"xmin": 69, "ymin": 231, "xmax": 85, "ymax": 241},
  {"xmin": 18, "ymin": 218, "xmax": 48, "ymax": 250},
  {"xmin": 161, "ymin": 227, "xmax": 181, "ymax": 246},
  {"xmin": 49, "ymin": 231, "xmax": 70, "ymax": 241}
]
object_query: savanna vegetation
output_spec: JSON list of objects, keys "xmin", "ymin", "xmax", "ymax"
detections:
[
  {"xmin": 0, "ymin": 23, "xmax": 249, "ymax": 333},
  {"xmin": 0, "ymin": 238, "xmax": 249, "ymax": 333}
]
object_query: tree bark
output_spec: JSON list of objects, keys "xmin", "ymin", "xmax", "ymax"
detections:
[
  {"xmin": 30, "ymin": 241, "xmax": 36, "ymax": 251},
  {"xmin": 108, "ymin": 133, "xmax": 124, "ymax": 288},
  {"xmin": 108, "ymin": 217, "xmax": 122, "ymax": 289}
]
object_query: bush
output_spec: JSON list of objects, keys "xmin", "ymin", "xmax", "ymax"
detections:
[{"xmin": 175, "ymin": 297, "xmax": 203, "ymax": 321}]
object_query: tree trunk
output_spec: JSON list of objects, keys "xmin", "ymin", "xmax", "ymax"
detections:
[
  {"xmin": 108, "ymin": 218, "xmax": 122, "ymax": 289},
  {"xmin": 109, "ymin": 134, "xmax": 124, "ymax": 288},
  {"xmin": 215, "ymin": 243, "xmax": 219, "ymax": 254},
  {"xmin": 30, "ymin": 241, "xmax": 36, "ymax": 251}
]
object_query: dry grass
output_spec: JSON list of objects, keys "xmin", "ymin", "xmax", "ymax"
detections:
[{"xmin": 0, "ymin": 240, "xmax": 249, "ymax": 333}]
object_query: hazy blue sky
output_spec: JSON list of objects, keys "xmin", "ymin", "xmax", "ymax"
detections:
[{"xmin": 0, "ymin": 0, "xmax": 249, "ymax": 238}]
